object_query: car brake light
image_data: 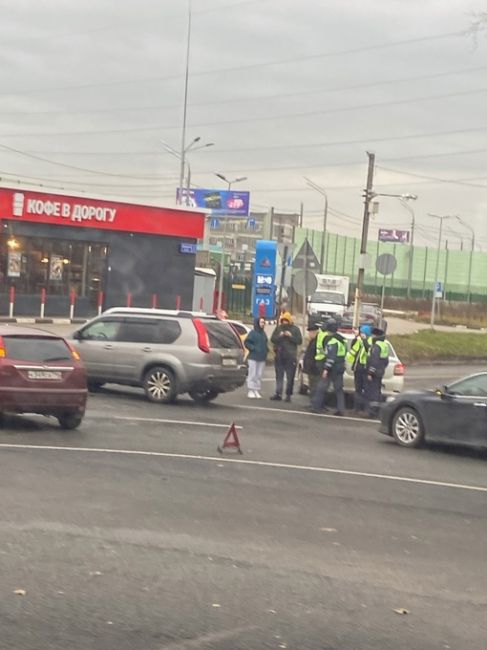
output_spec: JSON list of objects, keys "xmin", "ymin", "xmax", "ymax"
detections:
[
  {"xmin": 394, "ymin": 363, "xmax": 405, "ymax": 376},
  {"xmin": 193, "ymin": 318, "xmax": 210, "ymax": 353},
  {"xmin": 65, "ymin": 341, "xmax": 81, "ymax": 360},
  {"xmin": 0, "ymin": 336, "xmax": 5, "ymax": 357}
]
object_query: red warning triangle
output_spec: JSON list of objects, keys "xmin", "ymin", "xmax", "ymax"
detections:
[{"xmin": 217, "ymin": 422, "xmax": 242, "ymax": 454}]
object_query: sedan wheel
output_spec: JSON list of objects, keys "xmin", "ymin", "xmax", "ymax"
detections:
[
  {"xmin": 392, "ymin": 407, "xmax": 424, "ymax": 448},
  {"xmin": 143, "ymin": 366, "xmax": 176, "ymax": 403},
  {"xmin": 189, "ymin": 389, "xmax": 219, "ymax": 404}
]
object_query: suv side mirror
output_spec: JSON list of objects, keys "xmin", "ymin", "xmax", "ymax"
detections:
[{"xmin": 72, "ymin": 330, "xmax": 82, "ymax": 340}]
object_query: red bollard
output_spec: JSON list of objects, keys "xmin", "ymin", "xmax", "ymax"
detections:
[
  {"xmin": 8, "ymin": 286, "xmax": 15, "ymax": 319},
  {"xmin": 126, "ymin": 292, "xmax": 132, "ymax": 308},
  {"xmin": 176, "ymin": 295, "xmax": 181, "ymax": 310},
  {"xmin": 40, "ymin": 288, "xmax": 46, "ymax": 319},
  {"xmin": 151, "ymin": 293, "xmax": 157, "ymax": 309},
  {"xmin": 69, "ymin": 288, "xmax": 76, "ymax": 320},
  {"xmin": 97, "ymin": 291, "xmax": 104, "ymax": 316}
]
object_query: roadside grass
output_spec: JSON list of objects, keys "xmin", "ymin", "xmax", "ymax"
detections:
[{"xmin": 389, "ymin": 330, "xmax": 487, "ymax": 364}]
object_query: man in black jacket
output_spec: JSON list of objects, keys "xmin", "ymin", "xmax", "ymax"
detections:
[{"xmin": 270, "ymin": 312, "xmax": 303, "ymax": 403}]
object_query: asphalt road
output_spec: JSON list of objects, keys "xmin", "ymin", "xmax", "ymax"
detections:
[{"xmin": 0, "ymin": 378, "xmax": 486, "ymax": 650}]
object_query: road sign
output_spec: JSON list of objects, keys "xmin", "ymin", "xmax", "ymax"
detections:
[
  {"xmin": 376, "ymin": 253, "xmax": 397, "ymax": 276},
  {"xmin": 435, "ymin": 281, "xmax": 443, "ymax": 298},
  {"xmin": 292, "ymin": 269, "xmax": 318, "ymax": 296}
]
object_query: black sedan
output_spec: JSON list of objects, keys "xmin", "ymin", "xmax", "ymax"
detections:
[{"xmin": 379, "ymin": 372, "xmax": 487, "ymax": 449}]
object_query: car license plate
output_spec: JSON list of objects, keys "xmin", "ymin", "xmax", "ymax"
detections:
[
  {"xmin": 27, "ymin": 370, "xmax": 62, "ymax": 380},
  {"xmin": 222, "ymin": 358, "xmax": 237, "ymax": 367}
]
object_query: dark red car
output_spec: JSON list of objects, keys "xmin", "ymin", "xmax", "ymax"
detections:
[{"xmin": 0, "ymin": 325, "xmax": 87, "ymax": 429}]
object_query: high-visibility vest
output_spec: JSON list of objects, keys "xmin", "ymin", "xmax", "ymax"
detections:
[
  {"xmin": 315, "ymin": 329, "xmax": 328, "ymax": 361},
  {"xmin": 375, "ymin": 339, "xmax": 389, "ymax": 359},
  {"xmin": 346, "ymin": 335, "xmax": 371, "ymax": 367},
  {"xmin": 327, "ymin": 336, "xmax": 346, "ymax": 359}
]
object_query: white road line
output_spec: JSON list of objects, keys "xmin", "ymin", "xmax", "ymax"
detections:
[
  {"xmin": 109, "ymin": 416, "xmax": 241, "ymax": 429},
  {"xmin": 0, "ymin": 443, "xmax": 485, "ymax": 493},
  {"xmin": 233, "ymin": 404, "xmax": 375, "ymax": 422},
  {"xmin": 89, "ymin": 408, "xmax": 375, "ymax": 424}
]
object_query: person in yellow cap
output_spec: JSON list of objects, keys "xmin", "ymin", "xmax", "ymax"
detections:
[{"xmin": 270, "ymin": 312, "xmax": 303, "ymax": 402}]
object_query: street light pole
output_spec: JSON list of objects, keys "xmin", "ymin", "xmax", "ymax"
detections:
[
  {"xmin": 398, "ymin": 196, "xmax": 417, "ymax": 299},
  {"xmin": 214, "ymin": 173, "xmax": 248, "ymax": 312},
  {"xmin": 455, "ymin": 215, "xmax": 475, "ymax": 302},
  {"xmin": 178, "ymin": 0, "xmax": 192, "ymax": 205},
  {"xmin": 428, "ymin": 214, "xmax": 452, "ymax": 328},
  {"xmin": 304, "ymin": 177, "xmax": 328, "ymax": 273}
]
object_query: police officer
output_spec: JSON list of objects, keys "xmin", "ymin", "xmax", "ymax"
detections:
[
  {"xmin": 346, "ymin": 324, "xmax": 372, "ymax": 413},
  {"xmin": 364, "ymin": 327, "xmax": 389, "ymax": 417},
  {"xmin": 301, "ymin": 322, "xmax": 322, "ymax": 399},
  {"xmin": 310, "ymin": 319, "xmax": 347, "ymax": 415}
]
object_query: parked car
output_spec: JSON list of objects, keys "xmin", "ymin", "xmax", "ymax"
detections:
[
  {"xmin": 226, "ymin": 320, "xmax": 253, "ymax": 361},
  {"xmin": 0, "ymin": 325, "xmax": 87, "ymax": 429},
  {"xmin": 297, "ymin": 330, "xmax": 404, "ymax": 400},
  {"xmin": 69, "ymin": 308, "xmax": 247, "ymax": 404},
  {"xmin": 340, "ymin": 303, "xmax": 387, "ymax": 331},
  {"xmin": 380, "ymin": 372, "xmax": 487, "ymax": 449}
]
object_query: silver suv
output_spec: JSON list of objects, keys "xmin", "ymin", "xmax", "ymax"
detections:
[{"xmin": 70, "ymin": 308, "xmax": 246, "ymax": 404}]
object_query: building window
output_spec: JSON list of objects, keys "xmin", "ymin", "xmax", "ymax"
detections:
[{"xmin": 0, "ymin": 236, "xmax": 107, "ymax": 300}]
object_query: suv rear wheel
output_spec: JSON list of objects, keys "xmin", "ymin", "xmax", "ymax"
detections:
[
  {"xmin": 189, "ymin": 388, "xmax": 219, "ymax": 403},
  {"xmin": 143, "ymin": 366, "xmax": 177, "ymax": 403},
  {"xmin": 58, "ymin": 412, "xmax": 83, "ymax": 430}
]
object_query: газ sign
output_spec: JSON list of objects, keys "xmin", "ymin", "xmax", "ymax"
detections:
[{"xmin": 0, "ymin": 187, "xmax": 204, "ymax": 238}]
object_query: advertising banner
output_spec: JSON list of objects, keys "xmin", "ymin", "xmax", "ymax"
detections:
[
  {"xmin": 49, "ymin": 254, "xmax": 64, "ymax": 281},
  {"xmin": 252, "ymin": 240, "xmax": 277, "ymax": 319},
  {"xmin": 0, "ymin": 187, "xmax": 204, "ymax": 238},
  {"xmin": 7, "ymin": 251, "xmax": 21, "ymax": 277},
  {"xmin": 177, "ymin": 188, "xmax": 250, "ymax": 217},
  {"xmin": 378, "ymin": 228, "xmax": 410, "ymax": 243}
]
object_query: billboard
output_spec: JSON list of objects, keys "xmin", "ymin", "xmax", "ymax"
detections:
[
  {"xmin": 378, "ymin": 228, "xmax": 410, "ymax": 243},
  {"xmin": 177, "ymin": 188, "xmax": 250, "ymax": 216}
]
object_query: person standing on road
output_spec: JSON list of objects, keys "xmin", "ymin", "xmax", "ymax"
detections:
[
  {"xmin": 346, "ymin": 324, "xmax": 372, "ymax": 413},
  {"xmin": 364, "ymin": 327, "xmax": 389, "ymax": 418},
  {"xmin": 244, "ymin": 316, "xmax": 268, "ymax": 399},
  {"xmin": 301, "ymin": 322, "xmax": 322, "ymax": 400},
  {"xmin": 270, "ymin": 312, "xmax": 302, "ymax": 402},
  {"xmin": 310, "ymin": 319, "xmax": 346, "ymax": 415}
]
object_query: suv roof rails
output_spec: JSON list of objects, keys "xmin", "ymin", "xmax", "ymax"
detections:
[{"xmin": 102, "ymin": 307, "xmax": 217, "ymax": 319}]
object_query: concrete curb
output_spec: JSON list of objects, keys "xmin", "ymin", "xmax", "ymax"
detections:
[{"xmin": 0, "ymin": 318, "xmax": 88, "ymax": 325}]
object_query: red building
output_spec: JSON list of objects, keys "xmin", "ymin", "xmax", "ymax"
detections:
[{"xmin": 0, "ymin": 187, "xmax": 204, "ymax": 317}]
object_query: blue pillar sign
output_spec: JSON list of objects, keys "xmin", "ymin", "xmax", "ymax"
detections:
[{"xmin": 252, "ymin": 240, "xmax": 277, "ymax": 319}]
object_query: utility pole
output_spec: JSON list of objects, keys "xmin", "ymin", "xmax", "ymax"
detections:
[{"xmin": 353, "ymin": 152, "xmax": 375, "ymax": 329}]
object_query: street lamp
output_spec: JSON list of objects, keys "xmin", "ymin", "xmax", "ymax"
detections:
[
  {"xmin": 304, "ymin": 177, "xmax": 328, "ymax": 273},
  {"xmin": 215, "ymin": 173, "xmax": 248, "ymax": 190},
  {"xmin": 214, "ymin": 173, "xmax": 248, "ymax": 312},
  {"xmin": 161, "ymin": 137, "xmax": 214, "ymax": 205},
  {"xmin": 427, "ymin": 214, "xmax": 453, "ymax": 327},
  {"xmin": 397, "ymin": 195, "xmax": 418, "ymax": 299},
  {"xmin": 455, "ymin": 215, "xmax": 475, "ymax": 303}
]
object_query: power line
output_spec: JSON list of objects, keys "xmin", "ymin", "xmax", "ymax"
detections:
[
  {"xmin": 0, "ymin": 28, "xmax": 463, "ymax": 99},
  {"xmin": 4, "ymin": 64, "xmax": 486, "ymax": 118}
]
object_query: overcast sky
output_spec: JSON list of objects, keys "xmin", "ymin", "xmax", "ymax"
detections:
[{"xmin": 0, "ymin": 0, "xmax": 486, "ymax": 248}]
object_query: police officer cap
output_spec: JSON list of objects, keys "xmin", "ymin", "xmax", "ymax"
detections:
[
  {"xmin": 325, "ymin": 319, "xmax": 338, "ymax": 332},
  {"xmin": 306, "ymin": 323, "xmax": 320, "ymax": 331},
  {"xmin": 372, "ymin": 327, "xmax": 384, "ymax": 336}
]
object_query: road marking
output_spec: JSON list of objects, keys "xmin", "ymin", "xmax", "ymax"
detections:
[
  {"xmin": 160, "ymin": 626, "xmax": 256, "ymax": 649},
  {"xmin": 108, "ymin": 416, "xmax": 242, "ymax": 429},
  {"xmin": 89, "ymin": 407, "xmax": 375, "ymax": 424},
  {"xmin": 0, "ymin": 443, "xmax": 486, "ymax": 493},
  {"xmin": 233, "ymin": 404, "xmax": 375, "ymax": 422}
]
